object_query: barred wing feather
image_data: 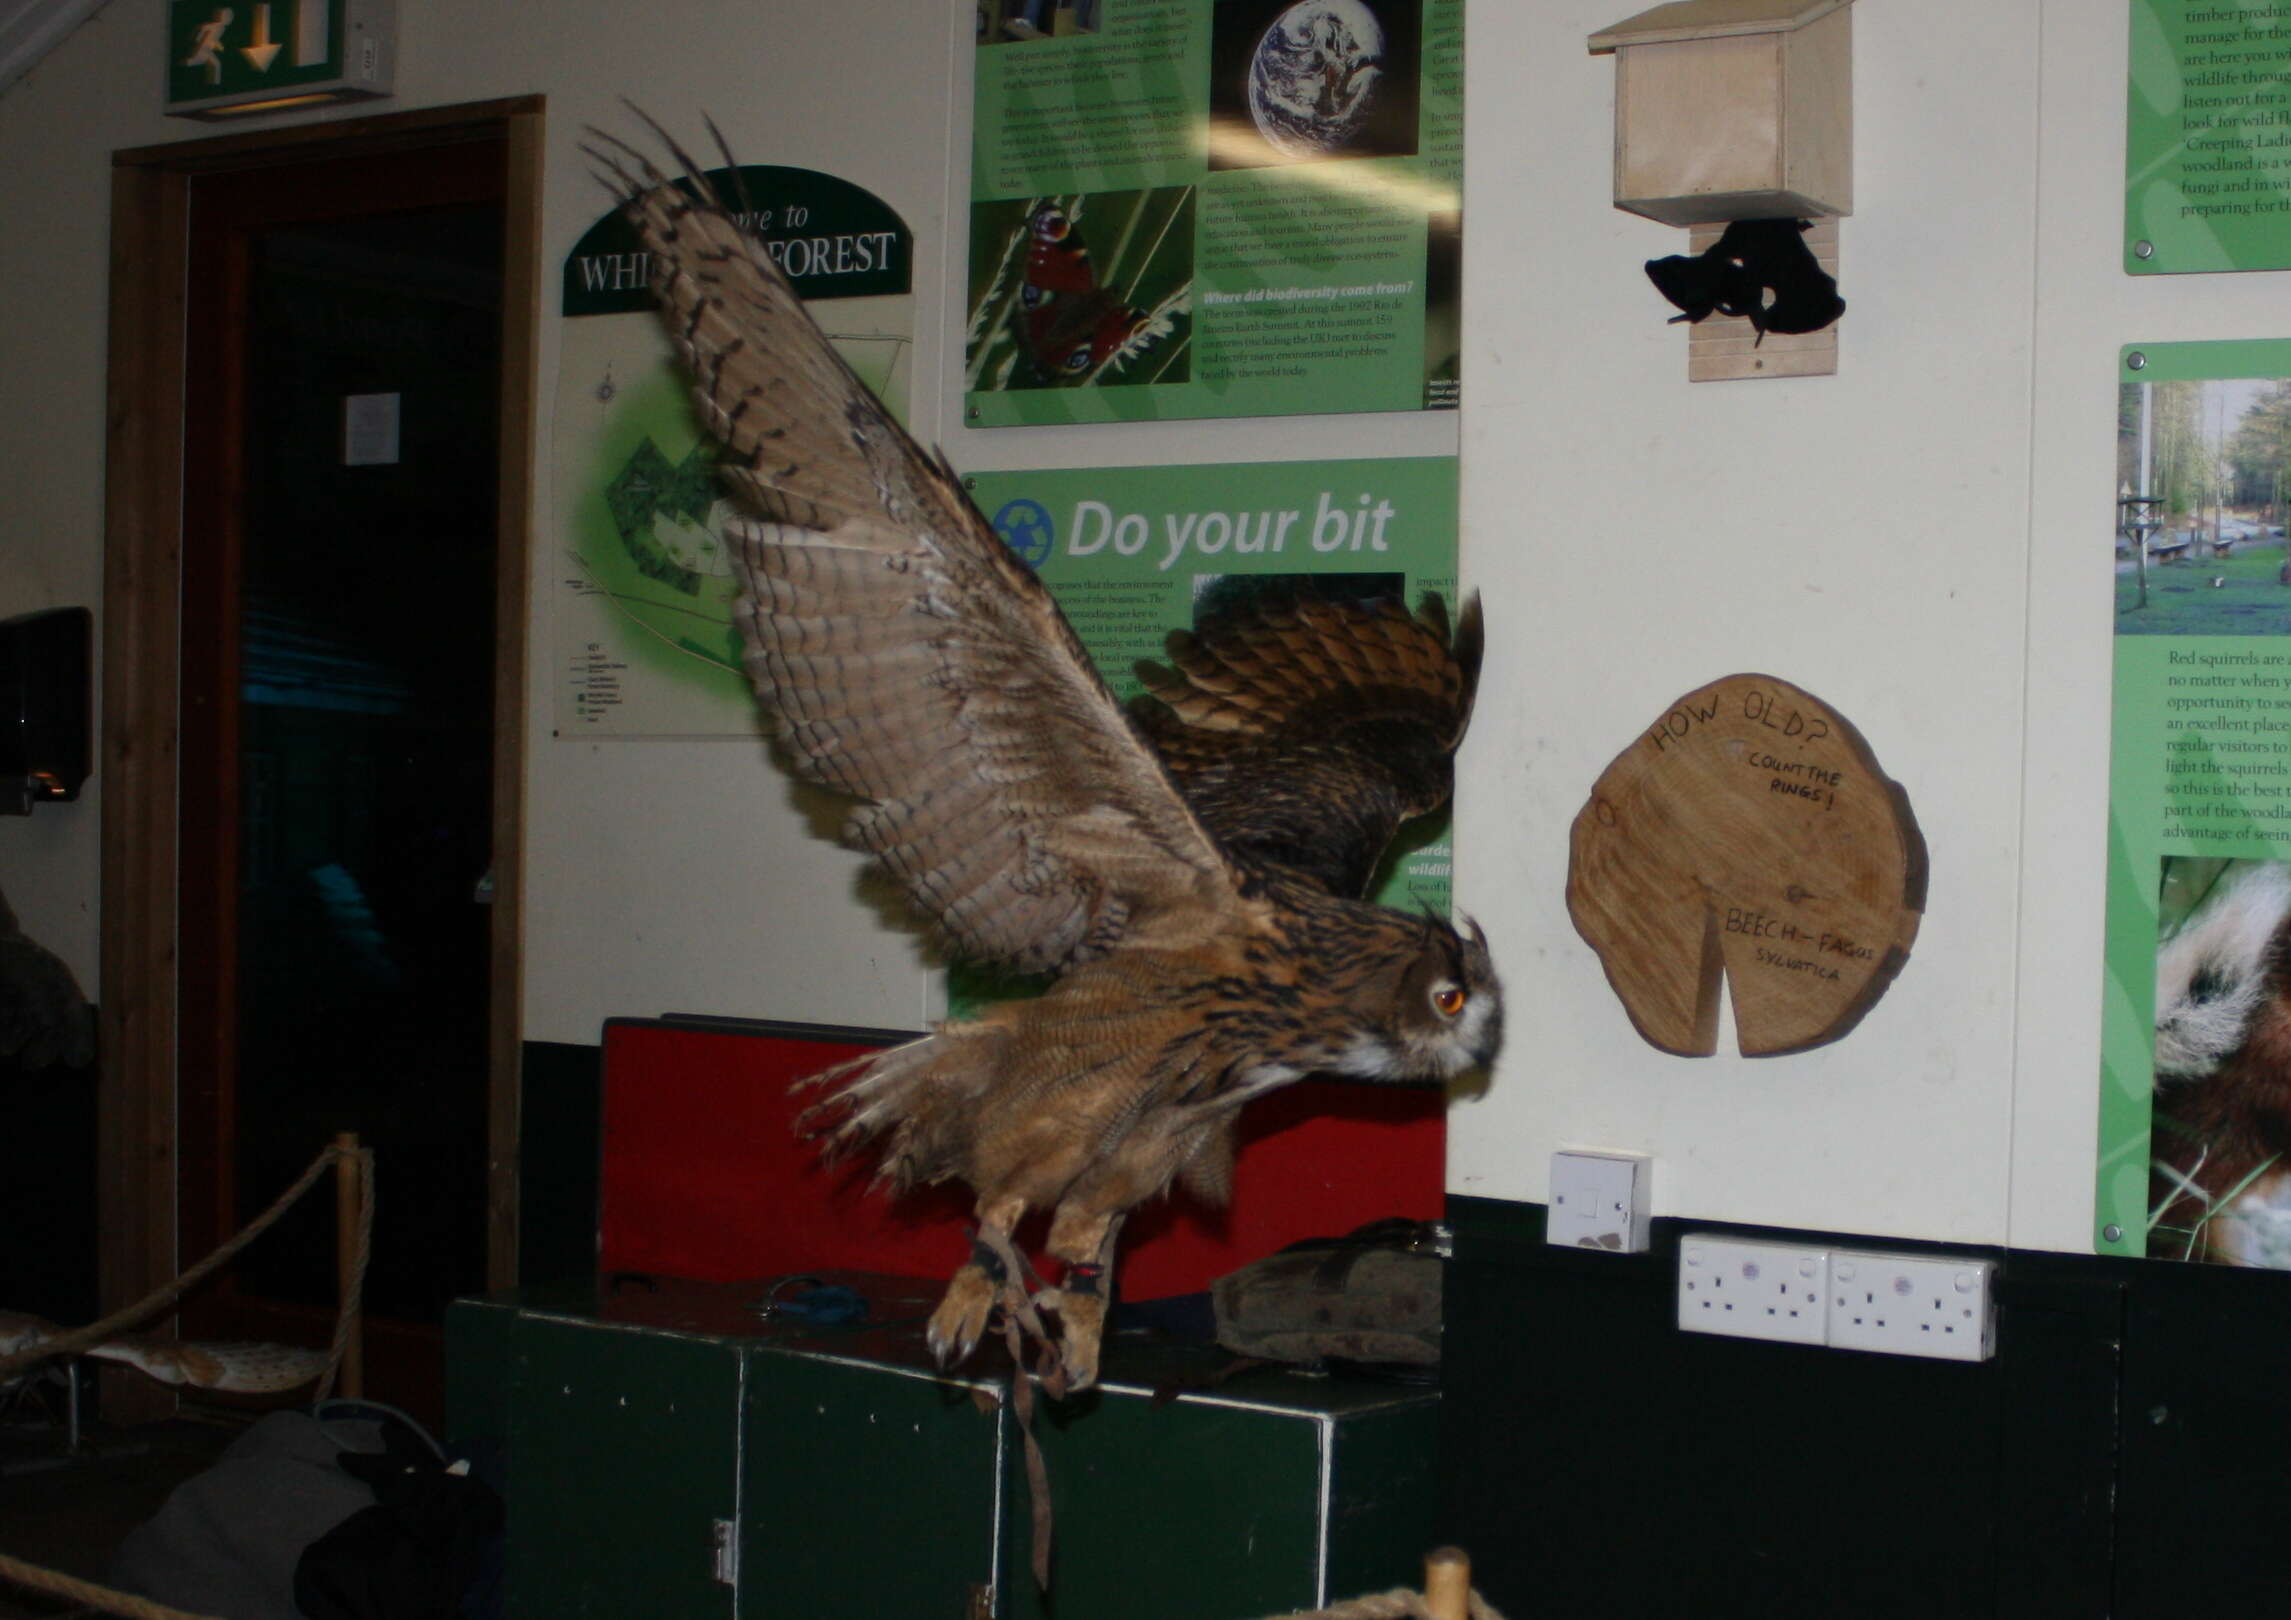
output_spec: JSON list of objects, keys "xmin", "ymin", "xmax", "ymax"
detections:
[
  {"xmin": 591, "ymin": 122, "xmax": 1238, "ymax": 974},
  {"xmin": 1132, "ymin": 592, "xmax": 1483, "ymax": 899}
]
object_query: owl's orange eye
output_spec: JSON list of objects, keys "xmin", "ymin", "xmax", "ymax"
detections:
[{"xmin": 1433, "ymin": 986, "xmax": 1467, "ymax": 1018}]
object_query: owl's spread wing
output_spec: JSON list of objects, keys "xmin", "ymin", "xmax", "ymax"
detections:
[
  {"xmin": 593, "ymin": 124, "xmax": 1239, "ymax": 975},
  {"xmin": 1131, "ymin": 592, "xmax": 1483, "ymax": 899}
]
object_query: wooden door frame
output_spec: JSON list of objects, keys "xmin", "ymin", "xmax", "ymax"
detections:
[{"xmin": 101, "ymin": 97, "xmax": 542, "ymax": 1413}]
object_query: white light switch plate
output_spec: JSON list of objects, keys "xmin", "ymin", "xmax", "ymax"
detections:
[{"xmin": 1549, "ymin": 1150, "xmax": 1652, "ymax": 1253}]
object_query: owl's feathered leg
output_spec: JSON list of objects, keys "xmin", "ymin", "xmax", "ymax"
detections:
[
  {"xmin": 929, "ymin": 1193, "xmax": 1029, "ymax": 1370},
  {"xmin": 1036, "ymin": 1206, "xmax": 1127, "ymax": 1394}
]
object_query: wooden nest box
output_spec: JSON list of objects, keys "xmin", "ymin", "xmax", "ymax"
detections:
[{"xmin": 1589, "ymin": 0, "xmax": 1853, "ymax": 227}]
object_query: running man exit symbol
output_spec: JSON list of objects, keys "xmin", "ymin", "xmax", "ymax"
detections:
[{"xmin": 183, "ymin": 7, "xmax": 231, "ymax": 84}]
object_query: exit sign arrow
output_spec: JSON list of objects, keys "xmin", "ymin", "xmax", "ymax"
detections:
[{"xmin": 241, "ymin": 4, "xmax": 281, "ymax": 71}]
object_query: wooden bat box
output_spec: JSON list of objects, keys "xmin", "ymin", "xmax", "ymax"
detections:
[{"xmin": 1589, "ymin": 0, "xmax": 1854, "ymax": 228}]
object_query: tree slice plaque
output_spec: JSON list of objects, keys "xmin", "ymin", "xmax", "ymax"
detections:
[{"xmin": 1567, "ymin": 674, "xmax": 1926, "ymax": 1057}]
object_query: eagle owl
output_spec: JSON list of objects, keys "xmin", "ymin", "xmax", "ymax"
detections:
[{"xmin": 596, "ymin": 123, "xmax": 1501, "ymax": 1391}]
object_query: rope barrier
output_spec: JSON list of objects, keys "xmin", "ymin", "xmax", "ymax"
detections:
[
  {"xmin": 0, "ymin": 1550, "xmax": 227, "ymax": 1620},
  {"xmin": 0, "ymin": 1139, "xmax": 368, "ymax": 1387},
  {"xmin": 0, "ymin": 1138, "xmax": 376, "ymax": 1620},
  {"xmin": 315, "ymin": 1145, "xmax": 375, "ymax": 1403}
]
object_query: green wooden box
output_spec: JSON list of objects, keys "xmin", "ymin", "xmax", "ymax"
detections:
[{"xmin": 446, "ymin": 1274, "xmax": 1438, "ymax": 1619}]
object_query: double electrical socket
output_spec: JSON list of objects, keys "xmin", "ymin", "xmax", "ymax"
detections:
[
  {"xmin": 1827, "ymin": 1248, "xmax": 1996, "ymax": 1361},
  {"xmin": 1677, "ymin": 1234, "xmax": 1830, "ymax": 1345},
  {"xmin": 1676, "ymin": 1234, "xmax": 1996, "ymax": 1362}
]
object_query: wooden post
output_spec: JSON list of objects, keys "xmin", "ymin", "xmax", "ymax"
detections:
[
  {"xmin": 99, "ymin": 156, "xmax": 192, "ymax": 1429},
  {"xmin": 334, "ymin": 1131, "xmax": 364, "ymax": 1399},
  {"xmin": 1423, "ymin": 1547, "xmax": 1470, "ymax": 1620}
]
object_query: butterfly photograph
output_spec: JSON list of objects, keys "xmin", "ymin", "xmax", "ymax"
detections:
[{"xmin": 965, "ymin": 187, "xmax": 1194, "ymax": 390}]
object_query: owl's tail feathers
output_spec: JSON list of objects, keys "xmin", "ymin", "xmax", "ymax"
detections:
[{"xmin": 792, "ymin": 1029, "xmax": 992, "ymax": 1192}]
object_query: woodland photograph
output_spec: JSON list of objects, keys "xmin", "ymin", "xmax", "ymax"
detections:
[{"xmin": 2118, "ymin": 375, "xmax": 2291, "ymax": 634}]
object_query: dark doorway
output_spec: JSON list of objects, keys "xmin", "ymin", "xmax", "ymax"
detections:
[{"xmin": 173, "ymin": 137, "xmax": 510, "ymax": 1418}]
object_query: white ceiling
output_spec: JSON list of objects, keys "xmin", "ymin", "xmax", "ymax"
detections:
[{"xmin": 0, "ymin": 0, "xmax": 109, "ymax": 99}]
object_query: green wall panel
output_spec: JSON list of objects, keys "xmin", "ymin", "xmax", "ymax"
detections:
[
  {"xmin": 1003, "ymin": 1389, "xmax": 1325, "ymax": 1619},
  {"xmin": 508, "ymin": 1315, "xmax": 743, "ymax": 1620},
  {"xmin": 455, "ymin": 1278, "xmax": 1439, "ymax": 1619},
  {"xmin": 443, "ymin": 1295, "xmax": 520, "ymax": 1451},
  {"xmin": 1324, "ymin": 1403, "xmax": 1442, "ymax": 1602},
  {"xmin": 741, "ymin": 1354, "xmax": 1003, "ymax": 1617}
]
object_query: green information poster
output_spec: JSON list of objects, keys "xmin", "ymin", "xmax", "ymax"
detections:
[
  {"xmin": 967, "ymin": 0, "xmax": 1462, "ymax": 424},
  {"xmin": 551, "ymin": 167, "xmax": 913, "ymax": 736},
  {"xmin": 2125, "ymin": 0, "xmax": 2291, "ymax": 272},
  {"xmin": 2100, "ymin": 341, "xmax": 2291, "ymax": 1269},
  {"xmin": 950, "ymin": 453, "xmax": 1460, "ymax": 1009}
]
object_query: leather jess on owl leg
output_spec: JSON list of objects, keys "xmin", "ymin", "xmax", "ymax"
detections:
[
  {"xmin": 928, "ymin": 1193, "xmax": 1028, "ymax": 1369},
  {"xmin": 1038, "ymin": 1206, "xmax": 1126, "ymax": 1392}
]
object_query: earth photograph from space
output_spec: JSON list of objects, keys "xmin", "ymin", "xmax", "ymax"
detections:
[{"xmin": 1210, "ymin": 0, "xmax": 1419, "ymax": 170}]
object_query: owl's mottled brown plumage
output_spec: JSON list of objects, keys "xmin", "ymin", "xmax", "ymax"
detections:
[
  {"xmin": 593, "ymin": 120, "xmax": 1500, "ymax": 1391},
  {"xmin": 1133, "ymin": 591, "xmax": 1483, "ymax": 900}
]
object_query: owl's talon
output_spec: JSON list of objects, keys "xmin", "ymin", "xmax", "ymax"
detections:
[
  {"xmin": 1049, "ymin": 1293, "xmax": 1105, "ymax": 1393},
  {"xmin": 926, "ymin": 1264, "xmax": 998, "ymax": 1368},
  {"xmin": 1032, "ymin": 1271, "xmax": 1105, "ymax": 1393}
]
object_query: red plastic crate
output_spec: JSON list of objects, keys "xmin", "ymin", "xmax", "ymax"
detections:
[{"xmin": 597, "ymin": 1015, "xmax": 1444, "ymax": 1299}]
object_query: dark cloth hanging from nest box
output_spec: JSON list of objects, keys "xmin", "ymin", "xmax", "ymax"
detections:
[{"xmin": 1645, "ymin": 218, "xmax": 1845, "ymax": 342}]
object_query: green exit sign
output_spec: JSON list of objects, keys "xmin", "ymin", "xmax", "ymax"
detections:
[{"xmin": 166, "ymin": 0, "xmax": 395, "ymax": 119}]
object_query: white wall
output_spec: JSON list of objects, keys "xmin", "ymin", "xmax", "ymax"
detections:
[
  {"xmin": 0, "ymin": 0, "xmax": 2211, "ymax": 1258},
  {"xmin": 0, "ymin": 0, "xmax": 131, "ymax": 990},
  {"xmin": 1452, "ymin": 1, "xmax": 2291, "ymax": 1258}
]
